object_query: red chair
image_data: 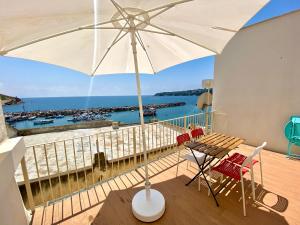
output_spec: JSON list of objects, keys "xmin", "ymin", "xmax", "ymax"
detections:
[
  {"xmin": 225, "ymin": 152, "xmax": 263, "ymax": 187},
  {"xmin": 191, "ymin": 128, "xmax": 204, "ymax": 140},
  {"xmin": 176, "ymin": 132, "xmax": 206, "ymax": 191},
  {"xmin": 176, "ymin": 134, "xmax": 191, "ymax": 176},
  {"xmin": 176, "ymin": 133, "xmax": 190, "ymax": 146},
  {"xmin": 189, "ymin": 127, "xmax": 205, "ymax": 170},
  {"xmin": 209, "ymin": 142, "xmax": 266, "ymax": 216}
]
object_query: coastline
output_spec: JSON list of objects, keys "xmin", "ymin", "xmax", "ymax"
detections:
[
  {"xmin": 5, "ymin": 101, "xmax": 185, "ymax": 116},
  {"xmin": 4, "ymin": 96, "xmax": 199, "ymax": 130},
  {"xmin": 4, "ymin": 101, "xmax": 185, "ymax": 128},
  {"xmin": 0, "ymin": 94, "xmax": 22, "ymax": 105}
]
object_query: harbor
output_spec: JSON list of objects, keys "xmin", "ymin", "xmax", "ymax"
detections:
[
  {"xmin": 2, "ymin": 96, "xmax": 200, "ymax": 130},
  {"xmin": 4, "ymin": 102, "xmax": 186, "ymax": 125}
]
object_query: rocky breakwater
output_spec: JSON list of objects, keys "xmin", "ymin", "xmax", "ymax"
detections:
[{"xmin": 5, "ymin": 102, "xmax": 186, "ymax": 123}]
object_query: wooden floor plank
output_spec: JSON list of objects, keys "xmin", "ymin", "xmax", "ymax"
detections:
[{"xmin": 31, "ymin": 144, "xmax": 300, "ymax": 225}]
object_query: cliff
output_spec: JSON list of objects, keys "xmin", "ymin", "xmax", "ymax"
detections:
[
  {"xmin": 154, "ymin": 89, "xmax": 212, "ymax": 96},
  {"xmin": 0, "ymin": 94, "xmax": 22, "ymax": 105}
]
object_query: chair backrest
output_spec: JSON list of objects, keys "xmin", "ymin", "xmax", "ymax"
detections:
[
  {"xmin": 191, "ymin": 128, "xmax": 204, "ymax": 139},
  {"xmin": 285, "ymin": 116, "xmax": 300, "ymax": 142},
  {"xmin": 176, "ymin": 133, "xmax": 190, "ymax": 146},
  {"xmin": 241, "ymin": 142, "xmax": 267, "ymax": 168}
]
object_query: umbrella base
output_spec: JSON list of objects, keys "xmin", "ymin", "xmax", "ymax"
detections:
[{"xmin": 132, "ymin": 189, "xmax": 165, "ymax": 222}]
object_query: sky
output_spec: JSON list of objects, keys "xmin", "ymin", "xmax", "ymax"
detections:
[{"xmin": 0, "ymin": 0, "xmax": 300, "ymax": 98}]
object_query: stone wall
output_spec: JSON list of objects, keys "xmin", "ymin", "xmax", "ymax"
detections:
[
  {"xmin": 6, "ymin": 124, "xmax": 18, "ymax": 138},
  {"xmin": 18, "ymin": 120, "xmax": 113, "ymax": 136}
]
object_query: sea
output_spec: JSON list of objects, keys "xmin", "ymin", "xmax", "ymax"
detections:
[{"xmin": 3, "ymin": 96, "xmax": 201, "ymax": 130}]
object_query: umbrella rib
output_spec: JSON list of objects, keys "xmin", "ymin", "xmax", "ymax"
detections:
[
  {"xmin": 91, "ymin": 0, "xmax": 131, "ymax": 76},
  {"xmin": 91, "ymin": 29, "xmax": 129, "ymax": 76},
  {"xmin": 85, "ymin": 17, "xmax": 126, "ymax": 28},
  {"xmin": 134, "ymin": 0, "xmax": 193, "ymax": 18},
  {"xmin": 85, "ymin": 27, "xmax": 128, "ymax": 30},
  {"xmin": 211, "ymin": 26, "xmax": 238, "ymax": 33},
  {"xmin": 136, "ymin": 28, "xmax": 174, "ymax": 36},
  {"xmin": 134, "ymin": 18, "xmax": 219, "ymax": 54},
  {"xmin": 1, "ymin": 17, "xmax": 127, "ymax": 55},
  {"xmin": 110, "ymin": 0, "xmax": 129, "ymax": 20},
  {"xmin": 0, "ymin": 0, "xmax": 195, "ymax": 55},
  {"xmin": 135, "ymin": 4, "xmax": 178, "ymax": 29},
  {"xmin": 135, "ymin": 31, "xmax": 156, "ymax": 74},
  {"xmin": 1, "ymin": 27, "xmax": 84, "ymax": 54}
]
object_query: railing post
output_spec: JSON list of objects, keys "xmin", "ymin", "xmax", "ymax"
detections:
[
  {"xmin": 20, "ymin": 157, "xmax": 35, "ymax": 211},
  {"xmin": 205, "ymin": 111, "xmax": 209, "ymax": 134},
  {"xmin": 133, "ymin": 127, "xmax": 137, "ymax": 166},
  {"xmin": 210, "ymin": 111, "xmax": 214, "ymax": 133},
  {"xmin": 183, "ymin": 115, "xmax": 187, "ymax": 131}
]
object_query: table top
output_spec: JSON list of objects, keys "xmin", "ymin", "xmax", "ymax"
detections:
[{"xmin": 185, "ymin": 133, "xmax": 244, "ymax": 159}]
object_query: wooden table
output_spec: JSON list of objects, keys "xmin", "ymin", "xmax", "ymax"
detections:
[{"xmin": 184, "ymin": 133, "xmax": 244, "ymax": 206}]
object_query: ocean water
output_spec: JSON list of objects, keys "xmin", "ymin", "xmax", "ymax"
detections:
[{"xmin": 3, "ymin": 96, "xmax": 201, "ymax": 129}]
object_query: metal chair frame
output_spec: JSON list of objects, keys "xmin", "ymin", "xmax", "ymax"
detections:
[{"xmin": 209, "ymin": 142, "xmax": 267, "ymax": 216}]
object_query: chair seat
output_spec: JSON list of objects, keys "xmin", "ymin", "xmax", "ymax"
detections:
[
  {"xmin": 212, "ymin": 160, "xmax": 248, "ymax": 181},
  {"xmin": 181, "ymin": 151, "xmax": 206, "ymax": 165},
  {"xmin": 226, "ymin": 152, "xmax": 258, "ymax": 168},
  {"xmin": 291, "ymin": 136, "xmax": 300, "ymax": 145}
]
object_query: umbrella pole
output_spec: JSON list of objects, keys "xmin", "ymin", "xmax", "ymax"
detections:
[
  {"xmin": 130, "ymin": 26, "xmax": 165, "ymax": 222},
  {"xmin": 130, "ymin": 29, "xmax": 150, "ymax": 195}
]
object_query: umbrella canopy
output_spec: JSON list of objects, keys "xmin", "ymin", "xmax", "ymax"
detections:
[
  {"xmin": 0, "ymin": 0, "xmax": 269, "ymax": 222},
  {"xmin": 0, "ymin": 0, "xmax": 268, "ymax": 75}
]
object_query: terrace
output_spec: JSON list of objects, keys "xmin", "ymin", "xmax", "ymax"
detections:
[
  {"xmin": 3, "ymin": 110, "xmax": 298, "ymax": 225},
  {"xmin": 29, "ymin": 144, "xmax": 299, "ymax": 225}
]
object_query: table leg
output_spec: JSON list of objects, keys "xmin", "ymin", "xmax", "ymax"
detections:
[
  {"xmin": 200, "ymin": 169, "xmax": 219, "ymax": 207},
  {"xmin": 185, "ymin": 153, "xmax": 214, "ymax": 186},
  {"xmin": 185, "ymin": 171, "xmax": 201, "ymax": 186},
  {"xmin": 185, "ymin": 150, "xmax": 220, "ymax": 207}
]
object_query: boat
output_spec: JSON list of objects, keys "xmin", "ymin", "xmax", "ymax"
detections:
[
  {"xmin": 55, "ymin": 115, "xmax": 64, "ymax": 118},
  {"xmin": 6, "ymin": 118, "xmax": 16, "ymax": 123},
  {"xmin": 142, "ymin": 108, "xmax": 157, "ymax": 117},
  {"xmin": 28, "ymin": 116, "xmax": 37, "ymax": 120},
  {"xmin": 12, "ymin": 116, "xmax": 22, "ymax": 121},
  {"xmin": 68, "ymin": 117, "xmax": 79, "ymax": 122},
  {"xmin": 20, "ymin": 115, "xmax": 28, "ymax": 121},
  {"xmin": 94, "ymin": 114, "xmax": 106, "ymax": 120},
  {"xmin": 45, "ymin": 115, "xmax": 55, "ymax": 119},
  {"xmin": 33, "ymin": 119, "xmax": 54, "ymax": 125}
]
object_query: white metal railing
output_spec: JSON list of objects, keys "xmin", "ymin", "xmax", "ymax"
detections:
[{"xmin": 16, "ymin": 112, "xmax": 212, "ymax": 209}]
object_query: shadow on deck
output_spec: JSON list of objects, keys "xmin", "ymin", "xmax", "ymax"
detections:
[{"xmin": 31, "ymin": 145, "xmax": 299, "ymax": 225}]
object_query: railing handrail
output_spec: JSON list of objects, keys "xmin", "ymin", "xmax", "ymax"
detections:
[
  {"xmin": 18, "ymin": 112, "xmax": 213, "ymax": 209},
  {"xmin": 25, "ymin": 112, "xmax": 205, "ymax": 148}
]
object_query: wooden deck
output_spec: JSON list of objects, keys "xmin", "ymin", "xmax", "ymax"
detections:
[{"xmin": 31, "ymin": 144, "xmax": 300, "ymax": 225}]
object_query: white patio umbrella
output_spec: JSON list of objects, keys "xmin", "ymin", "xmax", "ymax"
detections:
[{"xmin": 0, "ymin": 0, "xmax": 268, "ymax": 222}]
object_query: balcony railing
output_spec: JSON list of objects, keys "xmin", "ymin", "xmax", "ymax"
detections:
[{"xmin": 16, "ymin": 112, "xmax": 212, "ymax": 210}]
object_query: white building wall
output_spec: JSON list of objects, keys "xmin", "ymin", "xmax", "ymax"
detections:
[
  {"xmin": 0, "ymin": 100, "xmax": 7, "ymax": 142},
  {"xmin": 213, "ymin": 11, "xmax": 300, "ymax": 153}
]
